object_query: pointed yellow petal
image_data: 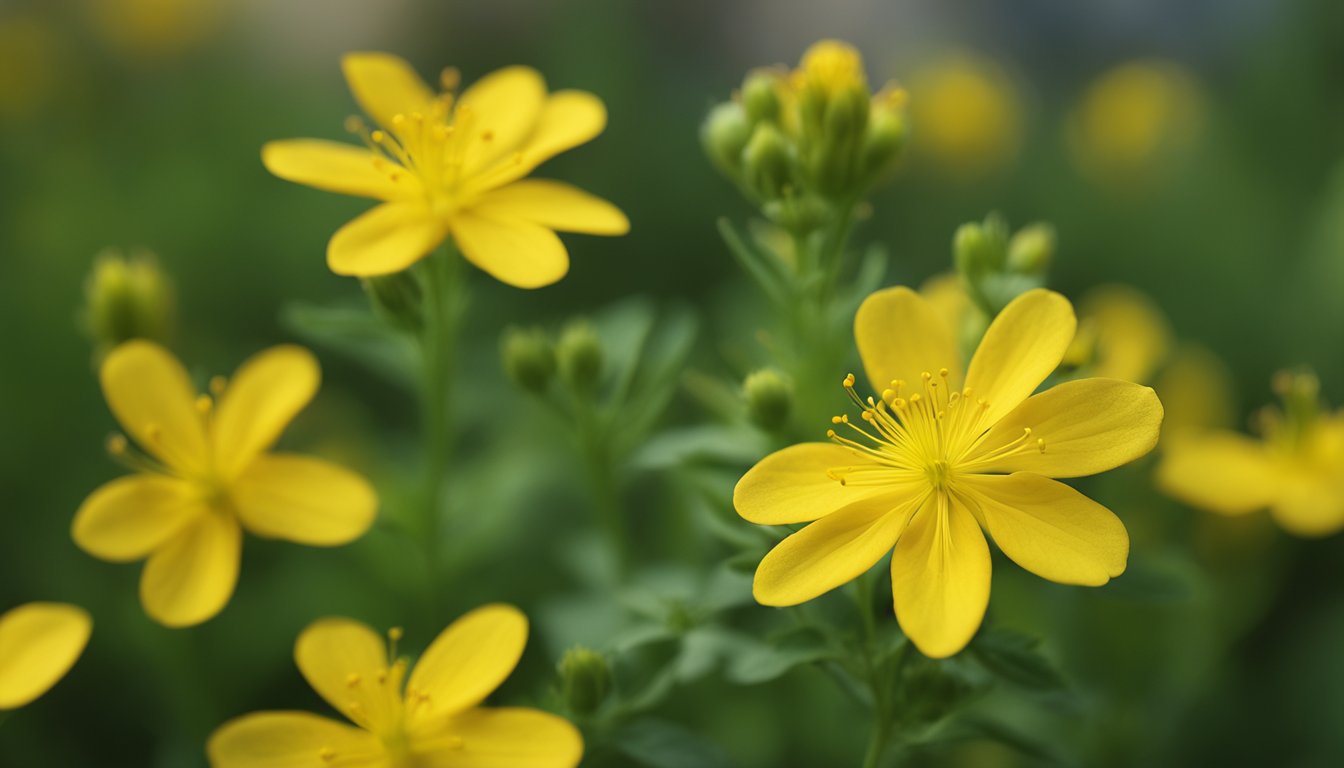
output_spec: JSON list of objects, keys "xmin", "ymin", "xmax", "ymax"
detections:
[
  {"xmin": 100, "ymin": 340, "xmax": 207, "ymax": 475},
  {"xmin": 753, "ymin": 491, "xmax": 924, "ymax": 606},
  {"xmin": 416, "ymin": 707, "xmax": 582, "ymax": 768},
  {"xmin": 294, "ymin": 618, "xmax": 397, "ymax": 732},
  {"xmin": 0, "ymin": 603, "xmax": 91, "ymax": 710},
  {"xmin": 467, "ymin": 91, "xmax": 607, "ymax": 192},
  {"xmin": 1270, "ymin": 476, "xmax": 1344, "ymax": 538},
  {"xmin": 327, "ymin": 202, "xmax": 447, "ymax": 277},
  {"xmin": 72, "ymin": 475, "xmax": 201, "ymax": 562},
  {"xmin": 261, "ymin": 140, "xmax": 410, "ymax": 201},
  {"xmin": 964, "ymin": 289, "xmax": 1076, "ymax": 425},
  {"xmin": 854, "ymin": 286, "xmax": 961, "ymax": 395},
  {"xmin": 734, "ymin": 443, "xmax": 899, "ymax": 525},
  {"xmin": 342, "ymin": 52, "xmax": 434, "ymax": 132},
  {"xmin": 207, "ymin": 711, "xmax": 385, "ymax": 768},
  {"xmin": 140, "ymin": 512, "xmax": 241, "ymax": 627},
  {"xmin": 969, "ymin": 378, "xmax": 1163, "ymax": 478},
  {"xmin": 212, "ymin": 346, "xmax": 320, "ymax": 478},
  {"xmin": 958, "ymin": 473, "xmax": 1128, "ymax": 586},
  {"xmin": 457, "ymin": 66, "xmax": 547, "ymax": 177},
  {"xmin": 449, "ymin": 211, "xmax": 567, "ymax": 289},
  {"xmin": 233, "ymin": 455, "xmax": 377, "ymax": 546},
  {"xmin": 406, "ymin": 604, "xmax": 527, "ymax": 730},
  {"xmin": 1156, "ymin": 431, "xmax": 1278, "ymax": 515},
  {"xmin": 475, "ymin": 180, "xmax": 629, "ymax": 235},
  {"xmin": 890, "ymin": 494, "xmax": 990, "ymax": 658}
]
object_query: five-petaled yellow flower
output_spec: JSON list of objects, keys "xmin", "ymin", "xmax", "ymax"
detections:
[
  {"xmin": 0, "ymin": 603, "xmax": 91, "ymax": 710},
  {"xmin": 73, "ymin": 341, "xmax": 377, "ymax": 627},
  {"xmin": 262, "ymin": 52, "xmax": 629, "ymax": 288},
  {"xmin": 735, "ymin": 288, "xmax": 1164, "ymax": 658},
  {"xmin": 208, "ymin": 604, "xmax": 582, "ymax": 768}
]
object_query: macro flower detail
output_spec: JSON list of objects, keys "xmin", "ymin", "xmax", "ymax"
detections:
[
  {"xmin": 262, "ymin": 52, "xmax": 629, "ymax": 288},
  {"xmin": 72, "ymin": 341, "xmax": 377, "ymax": 627},
  {"xmin": 207, "ymin": 604, "xmax": 582, "ymax": 768},
  {"xmin": 735, "ymin": 287, "xmax": 1163, "ymax": 658},
  {"xmin": 0, "ymin": 603, "xmax": 91, "ymax": 710}
]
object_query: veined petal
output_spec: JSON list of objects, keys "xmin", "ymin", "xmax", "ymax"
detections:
[
  {"xmin": 1270, "ymin": 475, "xmax": 1344, "ymax": 538},
  {"xmin": 406, "ymin": 605, "xmax": 527, "ymax": 730},
  {"xmin": 414, "ymin": 708, "xmax": 582, "ymax": 768},
  {"xmin": 233, "ymin": 455, "xmax": 377, "ymax": 546},
  {"xmin": 753, "ymin": 491, "xmax": 925, "ymax": 606},
  {"xmin": 207, "ymin": 711, "xmax": 385, "ymax": 768},
  {"xmin": 967, "ymin": 378, "xmax": 1163, "ymax": 477},
  {"xmin": 958, "ymin": 473, "xmax": 1128, "ymax": 586},
  {"xmin": 295, "ymin": 618, "xmax": 398, "ymax": 732},
  {"xmin": 261, "ymin": 140, "xmax": 410, "ymax": 201},
  {"xmin": 100, "ymin": 340, "xmax": 208, "ymax": 475},
  {"xmin": 342, "ymin": 52, "xmax": 434, "ymax": 133},
  {"xmin": 734, "ymin": 443, "xmax": 901, "ymax": 525},
  {"xmin": 467, "ymin": 91, "xmax": 607, "ymax": 193},
  {"xmin": 474, "ymin": 180, "xmax": 628, "ymax": 235},
  {"xmin": 890, "ymin": 493, "xmax": 991, "ymax": 659},
  {"xmin": 964, "ymin": 289, "xmax": 1076, "ymax": 425},
  {"xmin": 72, "ymin": 474, "xmax": 202, "ymax": 562},
  {"xmin": 457, "ymin": 66, "xmax": 547, "ymax": 177},
  {"xmin": 448, "ymin": 210, "xmax": 567, "ymax": 289},
  {"xmin": 140, "ymin": 512, "xmax": 241, "ymax": 628},
  {"xmin": 854, "ymin": 286, "xmax": 961, "ymax": 395},
  {"xmin": 327, "ymin": 201, "xmax": 447, "ymax": 277},
  {"xmin": 1156, "ymin": 431, "xmax": 1278, "ymax": 515},
  {"xmin": 211, "ymin": 346, "xmax": 320, "ymax": 479},
  {"xmin": 0, "ymin": 603, "xmax": 91, "ymax": 710}
]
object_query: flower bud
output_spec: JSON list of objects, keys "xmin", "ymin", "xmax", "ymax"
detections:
[
  {"xmin": 500, "ymin": 326, "xmax": 556, "ymax": 394},
  {"xmin": 952, "ymin": 221, "xmax": 1004, "ymax": 282},
  {"xmin": 83, "ymin": 249, "xmax": 174, "ymax": 359},
  {"xmin": 1007, "ymin": 223, "xmax": 1055, "ymax": 275},
  {"xmin": 741, "ymin": 71, "xmax": 782, "ymax": 125},
  {"xmin": 557, "ymin": 646, "xmax": 612, "ymax": 716},
  {"xmin": 860, "ymin": 98, "xmax": 908, "ymax": 184},
  {"xmin": 744, "ymin": 368, "xmax": 793, "ymax": 431},
  {"xmin": 701, "ymin": 101, "xmax": 751, "ymax": 177},
  {"xmin": 363, "ymin": 271, "xmax": 423, "ymax": 333},
  {"xmin": 741, "ymin": 123, "xmax": 794, "ymax": 202},
  {"xmin": 557, "ymin": 320, "xmax": 603, "ymax": 392},
  {"xmin": 811, "ymin": 84, "xmax": 870, "ymax": 196}
]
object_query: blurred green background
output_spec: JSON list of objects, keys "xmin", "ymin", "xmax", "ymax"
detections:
[{"xmin": 2, "ymin": 0, "xmax": 1343, "ymax": 766}]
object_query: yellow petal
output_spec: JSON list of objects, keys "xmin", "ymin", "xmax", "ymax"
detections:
[
  {"xmin": 72, "ymin": 474, "xmax": 202, "ymax": 562},
  {"xmin": 0, "ymin": 603, "xmax": 91, "ymax": 710},
  {"xmin": 261, "ymin": 139, "xmax": 410, "ymax": 201},
  {"xmin": 406, "ymin": 604, "xmax": 527, "ymax": 730},
  {"xmin": 232, "ymin": 455, "xmax": 377, "ymax": 546},
  {"xmin": 100, "ymin": 340, "xmax": 207, "ymax": 475},
  {"xmin": 890, "ymin": 494, "xmax": 990, "ymax": 658},
  {"xmin": 854, "ymin": 286, "xmax": 961, "ymax": 395},
  {"xmin": 968, "ymin": 378, "xmax": 1164, "ymax": 478},
  {"xmin": 734, "ymin": 443, "xmax": 900, "ymax": 525},
  {"xmin": 212, "ymin": 346, "xmax": 320, "ymax": 478},
  {"xmin": 958, "ymin": 473, "xmax": 1128, "ymax": 586},
  {"xmin": 475, "ymin": 180, "xmax": 629, "ymax": 235},
  {"xmin": 753, "ymin": 491, "xmax": 925, "ymax": 606},
  {"xmin": 448, "ymin": 211, "xmax": 567, "ymax": 289},
  {"xmin": 1270, "ymin": 475, "xmax": 1344, "ymax": 538},
  {"xmin": 457, "ymin": 66, "xmax": 547, "ymax": 177},
  {"xmin": 1078, "ymin": 285, "xmax": 1172, "ymax": 383},
  {"xmin": 415, "ymin": 707, "xmax": 583, "ymax": 768},
  {"xmin": 342, "ymin": 52, "xmax": 434, "ymax": 132},
  {"xmin": 207, "ymin": 711, "xmax": 385, "ymax": 768},
  {"xmin": 1156, "ymin": 431, "xmax": 1278, "ymax": 515},
  {"xmin": 964, "ymin": 288, "xmax": 1076, "ymax": 425},
  {"xmin": 468, "ymin": 91, "xmax": 607, "ymax": 192},
  {"xmin": 294, "ymin": 618, "xmax": 397, "ymax": 732},
  {"xmin": 327, "ymin": 202, "xmax": 447, "ymax": 277},
  {"xmin": 140, "ymin": 512, "xmax": 241, "ymax": 627}
]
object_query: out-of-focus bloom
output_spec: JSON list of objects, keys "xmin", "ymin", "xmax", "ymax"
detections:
[
  {"xmin": 909, "ymin": 52, "xmax": 1022, "ymax": 178},
  {"xmin": 207, "ymin": 605, "xmax": 582, "ymax": 768},
  {"xmin": 83, "ymin": 249, "xmax": 176, "ymax": 361},
  {"xmin": 0, "ymin": 14, "xmax": 60, "ymax": 119},
  {"xmin": 1155, "ymin": 344, "xmax": 1236, "ymax": 435},
  {"xmin": 72, "ymin": 341, "xmax": 377, "ymax": 627},
  {"xmin": 264, "ymin": 52, "xmax": 628, "ymax": 287},
  {"xmin": 0, "ymin": 603, "xmax": 91, "ymax": 710},
  {"xmin": 1062, "ymin": 285, "xmax": 1173, "ymax": 384},
  {"xmin": 735, "ymin": 288, "xmax": 1162, "ymax": 657},
  {"xmin": 1159, "ymin": 371, "xmax": 1344, "ymax": 537},
  {"xmin": 83, "ymin": 0, "xmax": 226, "ymax": 60}
]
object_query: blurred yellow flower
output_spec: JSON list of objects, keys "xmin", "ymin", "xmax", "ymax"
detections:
[
  {"xmin": 909, "ymin": 52, "xmax": 1022, "ymax": 177},
  {"xmin": 208, "ymin": 605, "xmax": 582, "ymax": 768},
  {"xmin": 0, "ymin": 603, "xmax": 91, "ymax": 710},
  {"xmin": 0, "ymin": 14, "xmax": 60, "ymax": 120},
  {"xmin": 73, "ymin": 341, "xmax": 377, "ymax": 627},
  {"xmin": 1063, "ymin": 284, "xmax": 1173, "ymax": 383},
  {"xmin": 1155, "ymin": 344, "xmax": 1236, "ymax": 435},
  {"xmin": 735, "ymin": 288, "xmax": 1163, "ymax": 657},
  {"xmin": 1159, "ymin": 371, "xmax": 1344, "ymax": 537},
  {"xmin": 83, "ymin": 0, "xmax": 226, "ymax": 60},
  {"xmin": 264, "ymin": 52, "xmax": 629, "ymax": 288}
]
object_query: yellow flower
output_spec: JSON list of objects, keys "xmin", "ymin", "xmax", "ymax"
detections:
[
  {"xmin": 208, "ymin": 605, "xmax": 582, "ymax": 768},
  {"xmin": 1158, "ymin": 371, "xmax": 1344, "ymax": 537},
  {"xmin": 909, "ymin": 52, "xmax": 1022, "ymax": 178},
  {"xmin": 1062, "ymin": 285, "xmax": 1173, "ymax": 384},
  {"xmin": 735, "ymin": 288, "xmax": 1163, "ymax": 657},
  {"xmin": 72, "ymin": 341, "xmax": 377, "ymax": 627},
  {"xmin": 0, "ymin": 603, "xmax": 91, "ymax": 710},
  {"xmin": 263, "ymin": 52, "xmax": 629, "ymax": 288}
]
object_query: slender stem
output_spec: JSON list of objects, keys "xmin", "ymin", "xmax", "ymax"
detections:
[
  {"xmin": 572, "ymin": 395, "xmax": 627, "ymax": 577},
  {"xmin": 417, "ymin": 247, "xmax": 459, "ymax": 598}
]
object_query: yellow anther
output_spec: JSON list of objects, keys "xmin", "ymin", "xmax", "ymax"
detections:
[
  {"xmin": 843, "ymin": 373, "xmax": 856, "ymax": 388},
  {"xmin": 195, "ymin": 395, "xmax": 212, "ymax": 414},
  {"xmin": 392, "ymin": 113, "xmax": 406, "ymax": 126},
  {"xmin": 1023, "ymin": 427, "xmax": 1032, "ymax": 436},
  {"xmin": 388, "ymin": 627, "xmax": 404, "ymax": 642},
  {"xmin": 939, "ymin": 368, "xmax": 950, "ymax": 378},
  {"xmin": 106, "ymin": 434, "xmax": 128, "ymax": 455},
  {"xmin": 861, "ymin": 411, "xmax": 875, "ymax": 421},
  {"xmin": 1036, "ymin": 438, "xmax": 1046, "ymax": 453},
  {"xmin": 831, "ymin": 415, "xmax": 844, "ymax": 424},
  {"xmin": 881, "ymin": 388, "xmax": 897, "ymax": 402},
  {"xmin": 892, "ymin": 398, "xmax": 907, "ymax": 409},
  {"xmin": 910, "ymin": 394, "xmax": 922, "ymax": 404},
  {"xmin": 826, "ymin": 429, "xmax": 838, "ymax": 438},
  {"xmin": 346, "ymin": 673, "xmax": 361, "ymax": 688},
  {"xmin": 370, "ymin": 129, "xmax": 386, "ymax": 143},
  {"xmin": 921, "ymin": 371, "xmax": 932, "ymax": 381},
  {"xmin": 209, "ymin": 376, "xmax": 227, "ymax": 396}
]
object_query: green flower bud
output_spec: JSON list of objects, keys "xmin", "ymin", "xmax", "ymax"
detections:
[
  {"xmin": 811, "ymin": 84, "xmax": 870, "ymax": 196},
  {"xmin": 557, "ymin": 646, "xmax": 612, "ymax": 716},
  {"xmin": 743, "ymin": 368, "xmax": 793, "ymax": 431},
  {"xmin": 701, "ymin": 101, "xmax": 752, "ymax": 177},
  {"xmin": 557, "ymin": 320, "xmax": 603, "ymax": 392},
  {"xmin": 741, "ymin": 71, "xmax": 782, "ymax": 125},
  {"xmin": 1006, "ymin": 222, "xmax": 1055, "ymax": 275},
  {"xmin": 500, "ymin": 326, "xmax": 556, "ymax": 394},
  {"xmin": 741, "ymin": 123, "xmax": 794, "ymax": 202},
  {"xmin": 952, "ymin": 222, "xmax": 999, "ymax": 280},
  {"xmin": 83, "ymin": 248, "xmax": 174, "ymax": 360},
  {"xmin": 363, "ymin": 271, "xmax": 423, "ymax": 333},
  {"xmin": 860, "ymin": 101, "xmax": 907, "ymax": 185}
]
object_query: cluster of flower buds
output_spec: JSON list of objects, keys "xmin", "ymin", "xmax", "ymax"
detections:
[
  {"xmin": 953, "ymin": 213, "xmax": 1055, "ymax": 316},
  {"xmin": 500, "ymin": 320, "xmax": 604, "ymax": 396}
]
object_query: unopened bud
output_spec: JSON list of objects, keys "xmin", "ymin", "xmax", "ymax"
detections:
[
  {"xmin": 1007, "ymin": 223, "xmax": 1055, "ymax": 275},
  {"xmin": 83, "ymin": 248, "xmax": 174, "ymax": 360},
  {"xmin": 558, "ymin": 646, "xmax": 612, "ymax": 716},
  {"xmin": 744, "ymin": 368, "xmax": 793, "ymax": 431},
  {"xmin": 860, "ymin": 99, "xmax": 907, "ymax": 183},
  {"xmin": 952, "ymin": 222, "xmax": 1003, "ymax": 280},
  {"xmin": 363, "ymin": 271, "xmax": 423, "ymax": 333},
  {"xmin": 557, "ymin": 320, "xmax": 603, "ymax": 391},
  {"xmin": 741, "ymin": 71, "xmax": 782, "ymax": 125},
  {"xmin": 701, "ymin": 101, "xmax": 751, "ymax": 177},
  {"xmin": 500, "ymin": 326, "xmax": 555, "ymax": 394},
  {"xmin": 742, "ymin": 123, "xmax": 793, "ymax": 202}
]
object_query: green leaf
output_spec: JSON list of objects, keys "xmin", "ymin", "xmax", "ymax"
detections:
[
  {"xmin": 724, "ymin": 626, "xmax": 834, "ymax": 685},
  {"xmin": 969, "ymin": 628, "xmax": 1066, "ymax": 691},
  {"xmin": 629, "ymin": 424, "xmax": 770, "ymax": 470},
  {"xmin": 281, "ymin": 301, "xmax": 417, "ymax": 387},
  {"xmin": 613, "ymin": 718, "xmax": 734, "ymax": 768}
]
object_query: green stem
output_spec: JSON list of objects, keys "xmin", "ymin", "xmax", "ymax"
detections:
[
  {"xmin": 573, "ymin": 396, "xmax": 627, "ymax": 577},
  {"xmin": 417, "ymin": 247, "xmax": 460, "ymax": 599}
]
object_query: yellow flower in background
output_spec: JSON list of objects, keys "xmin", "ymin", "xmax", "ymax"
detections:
[
  {"xmin": 1155, "ymin": 344, "xmax": 1236, "ymax": 435},
  {"xmin": 0, "ymin": 14, "xmax": 60, "ymax": 120},
  {"xmin": 208, "ymin": 605, "xmax": 582, "ymax": 768},
  {"xmin": 735, "ymin": 288, "xmax": 1163, "ymax": 658},
  {"xmin": 0, "ymin": 603, "xmax": 91, "ymax": 710},
  {"xmin": 909, "ymin": 52, "xmax": 1022, "ymax": 178},
  {"xmin": 1159, "ymin": 371, "xmax": 1344, "ymax": 537},
  {"xmin": 263, "ymin": 52, "xmax": 629, "ymax": 288},
  {"xmin": 73, "ymin": 341, "xmax": 377, "ymax": 627},
  {"xmin": 83, "ymin": 0, "xmax": 226, "ymax": 60},
  {"xmin": 1062, "ymin": 284, "xmax": 1173, "ymax": 383}
]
